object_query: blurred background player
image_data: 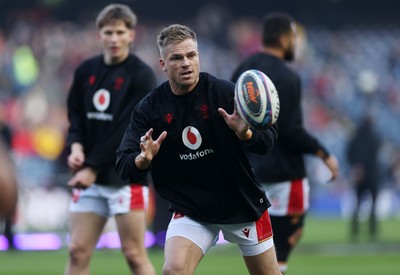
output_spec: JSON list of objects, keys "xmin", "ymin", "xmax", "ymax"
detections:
[
  {"xmin": 346, "ymin": 113, "xmax": 381, "ymax": 241},
  {"xmin": 0, "ymin": 107, "xmax": 16, "ymax": 250},
  {"xmin": 116, "ymin": 24, "xmax": 282, "ymax": 275},
  {"xmin": 64, "ymin": 4, "xmax": 156, "ymax": 275},
  {"xmin": 231, "ymin": 12, "xmax": 339, "ymax": 274}
]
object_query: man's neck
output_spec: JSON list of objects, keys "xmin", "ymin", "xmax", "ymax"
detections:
[{"xmin": 261, "ymin": 47, "xmax": 284, "ymax": 60}]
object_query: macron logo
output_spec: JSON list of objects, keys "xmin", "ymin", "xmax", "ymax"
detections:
[{"xmin": 242, "ymin": 228, "xmax": 250, "ymax": 238}]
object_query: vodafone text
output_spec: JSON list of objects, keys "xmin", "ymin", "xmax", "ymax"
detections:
[
  {"xmin": 179, "ymin": 148, "xmax": 214, "ymax": 160},
  {"xmin": 87, "ymin": 112, "xmax": 113, "ymax": 121}
]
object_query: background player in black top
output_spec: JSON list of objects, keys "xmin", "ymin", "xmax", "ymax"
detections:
[
  {"xmin": 347, "ymin": 114, "xmax": 381, "ymax": 240},
  {"xmin": 116, "ymin": 24, "xmax": 282, "ymax": 275},
  {"xmin": 0, "ymin": 113, "xmax": 18, "ymax": 247},
  {"xmin": 65, "ymin": 4, "xmax": 156, "ymax": 275},
  {"xmin": 231, "ymin": 13, "xmax": 339, "ymax": 274}
]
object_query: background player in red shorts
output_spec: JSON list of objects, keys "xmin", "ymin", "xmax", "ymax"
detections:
[
  {"xmin": 65, "ymin": 4, "xmax": 156, "ymax": 275},
  {"xmin": 231, "ymin": 12, "xmax": 339, "ymax": 274}
]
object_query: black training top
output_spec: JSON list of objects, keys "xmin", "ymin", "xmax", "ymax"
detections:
[
  {"xmin": 231, "ymin": 53, "xmax": 329, "ymax": 183},
  {"xmin": 116, "ymin": 72, "xmax": 278, "ymax": 223},
  {"xmin": 67, "ymin": 54, "xmax": 156, "ymax": 186}
]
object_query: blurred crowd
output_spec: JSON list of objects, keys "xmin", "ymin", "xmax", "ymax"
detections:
[{"xmin": 1, "ymin": 6, "xmax": 400, "ymax": 233}]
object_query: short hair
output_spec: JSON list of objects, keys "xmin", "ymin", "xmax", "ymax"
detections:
[
  {"xmin": 95, "ymin": 4, "xmax": 137, "ymax": 30},
  {"xmin": 262, "ymin": 12, "xmax": 295, "ymax": 47},
  {"xmin": 157, "ymin": 24, "xmax": 197, "ymax": 56}
]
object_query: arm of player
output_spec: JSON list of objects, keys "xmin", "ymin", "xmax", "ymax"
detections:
[
  {"xmin": 316, "ymin": 148, "xmax": 339, "ymax": 181},
  {"xmin": 116, "ymin": 101, "xmax": 167, "ymax": 181},
  {"xmin": 67, "ymin": 142, "xmax": 85, "ymax": 172}
]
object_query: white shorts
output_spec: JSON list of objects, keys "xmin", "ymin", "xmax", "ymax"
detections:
[
  {"xmin": 70, "ymin": 183, "xmax": 149, "ymax": 217},
  {"xmin": 263, "ymin": 178, "xmax": 310, "ymax": 216},
  {"xmin": 166, "ymin": 211, "xmax": 274, "ymax": 256}
]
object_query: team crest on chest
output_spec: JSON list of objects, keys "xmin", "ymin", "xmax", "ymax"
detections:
[
  {"xmin": 89, "ymin": 75, "xmax": 96, "ymax": 85},
  {"xmin": 114, "ymin": 77, "xmax": 124, "ymax": 90},
  {"xmin": 200, "ymin": 104, "xmax": 210, "ymax": 119}
]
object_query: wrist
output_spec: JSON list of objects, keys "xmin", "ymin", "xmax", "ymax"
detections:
[
  {"xmin": 135, "ymin": 154, "xmax": 151, "ymax": 169},
  {"xmin": 71, "ymin": 142, "xmax": 84, "ymax": 153},
  {"xmin": 316, "ymin": 148, "xmax": 330, "ymax": 161},
  {"xmin": 237, "ymin": 128, "xmax": 252, "ymax": 141}
]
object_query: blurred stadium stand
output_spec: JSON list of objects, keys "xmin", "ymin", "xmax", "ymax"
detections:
[{"xmin": 1, "ymin": 0, "xmax": 400, "ymax": 27}]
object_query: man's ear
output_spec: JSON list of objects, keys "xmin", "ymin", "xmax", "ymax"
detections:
[
  {"xmin": 160, "ymin": 59, "xmax": 166, "ymax": 72},
  {"xmin": 279, "ymin": 34, "xmax": 288, "ymax": 50},
  {"xmin": 130, "ymin": 29, "xmax": 136, "ymax": 43}
]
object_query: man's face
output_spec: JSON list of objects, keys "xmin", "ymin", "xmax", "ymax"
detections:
[
  {"xmin": 160, "ymin": 38, "xmax": 200, "ymax": 95},
  {"xmin": 98, "ymin": 20, "xmax": 134, "ymax": 65}
]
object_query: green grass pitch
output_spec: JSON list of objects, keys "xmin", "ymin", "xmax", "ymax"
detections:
[{"xmin": 0, "ymin": 217, "xmax": 399, "ymax": 274}]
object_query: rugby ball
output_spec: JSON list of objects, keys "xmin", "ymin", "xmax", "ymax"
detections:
[{"xmin": 234, "ymin": 69, "xmax": 280, "ymax": 130}]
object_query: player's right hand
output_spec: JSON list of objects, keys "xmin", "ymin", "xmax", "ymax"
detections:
[
  {"xmin": 68, "ymin": 143, "xmax": 85, "ymax": 171},
  {"xmin": 136, "ymin": 128, "xmax": 167, "ymax": 169}
]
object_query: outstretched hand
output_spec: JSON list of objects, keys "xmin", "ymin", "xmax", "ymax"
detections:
[
  {"xmin": 136, "ymin": 128, "xmax": 167, "ymax": 169},
  {"xmin": 218, "ymin": 105, "xmax": 252, "ymax": 141}
]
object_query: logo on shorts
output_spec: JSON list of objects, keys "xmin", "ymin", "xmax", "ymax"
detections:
[
  {"xmin": 173, "ymin": 212, "xmax": 185, "ymax": 219},
  {"xmin": 242, "ymin": 228, "xmax": 250, "ymax": 238},
  {"xmin": 72, "ymin": 189, "xmax": 81, "ymax": 203}
]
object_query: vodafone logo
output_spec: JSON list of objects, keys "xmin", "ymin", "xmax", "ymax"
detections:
[
  {"xmin": 180, "ymin": 126, "xmax": 214, "ymax": 160},
  {"xmin": 182, "ymin": 126, "xmax": 202, "ymax": 150},
  {"xmin": 93, "ymin": 89, "xmax": 110, "ymax": 112}
]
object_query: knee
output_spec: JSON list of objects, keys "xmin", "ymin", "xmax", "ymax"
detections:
[
  {"xmin": 122, "ymin": 245, "xmax": 140, "ymax": 262},
  {"xmin": 121, "ymin": 245, "xmax": 144, "ymax": 267},
  {"xmin": 162, "ymin": 260, "xmax": 187, "ymax": 275},
  {"xmin": 288, "ymin": 227, "xmax": 303, "ymax": 247},
  {"xmin": 68, "ymin": 243, "xmax": 92, "ymax": 266}
]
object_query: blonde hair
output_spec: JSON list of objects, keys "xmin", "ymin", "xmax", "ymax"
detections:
[
  {"xmin": 96, "ymin": 4, "xmax": 137, "ymax": 30},
  {"xmin": 157, "ymin": 24, "xmax": 197, "ymax": 56}
]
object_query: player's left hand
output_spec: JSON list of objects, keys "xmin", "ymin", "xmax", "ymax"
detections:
[{"xmin": 218, "ymin": 107, "xmax": 251, "ymax": 140}]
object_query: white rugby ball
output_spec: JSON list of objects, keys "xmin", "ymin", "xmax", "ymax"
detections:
[{"xmin": 234, "ymin": 69, "xmax": 280, "ymax": 130}]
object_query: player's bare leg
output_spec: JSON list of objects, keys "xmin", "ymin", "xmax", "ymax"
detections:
[
  {"xmin": 243, "ymin": 246, "xmax": 282, "ymax": 275},
  {"xmin": 115, "ymin": 211, "xmax": 156, "ymax": 275},
  {"xmin": 65, "ymin": 212, "xmax": 107, "ymax": 275},
  {"xmin": 163, "ymin": 236, "xmax": 203, "ymax": 275}
]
